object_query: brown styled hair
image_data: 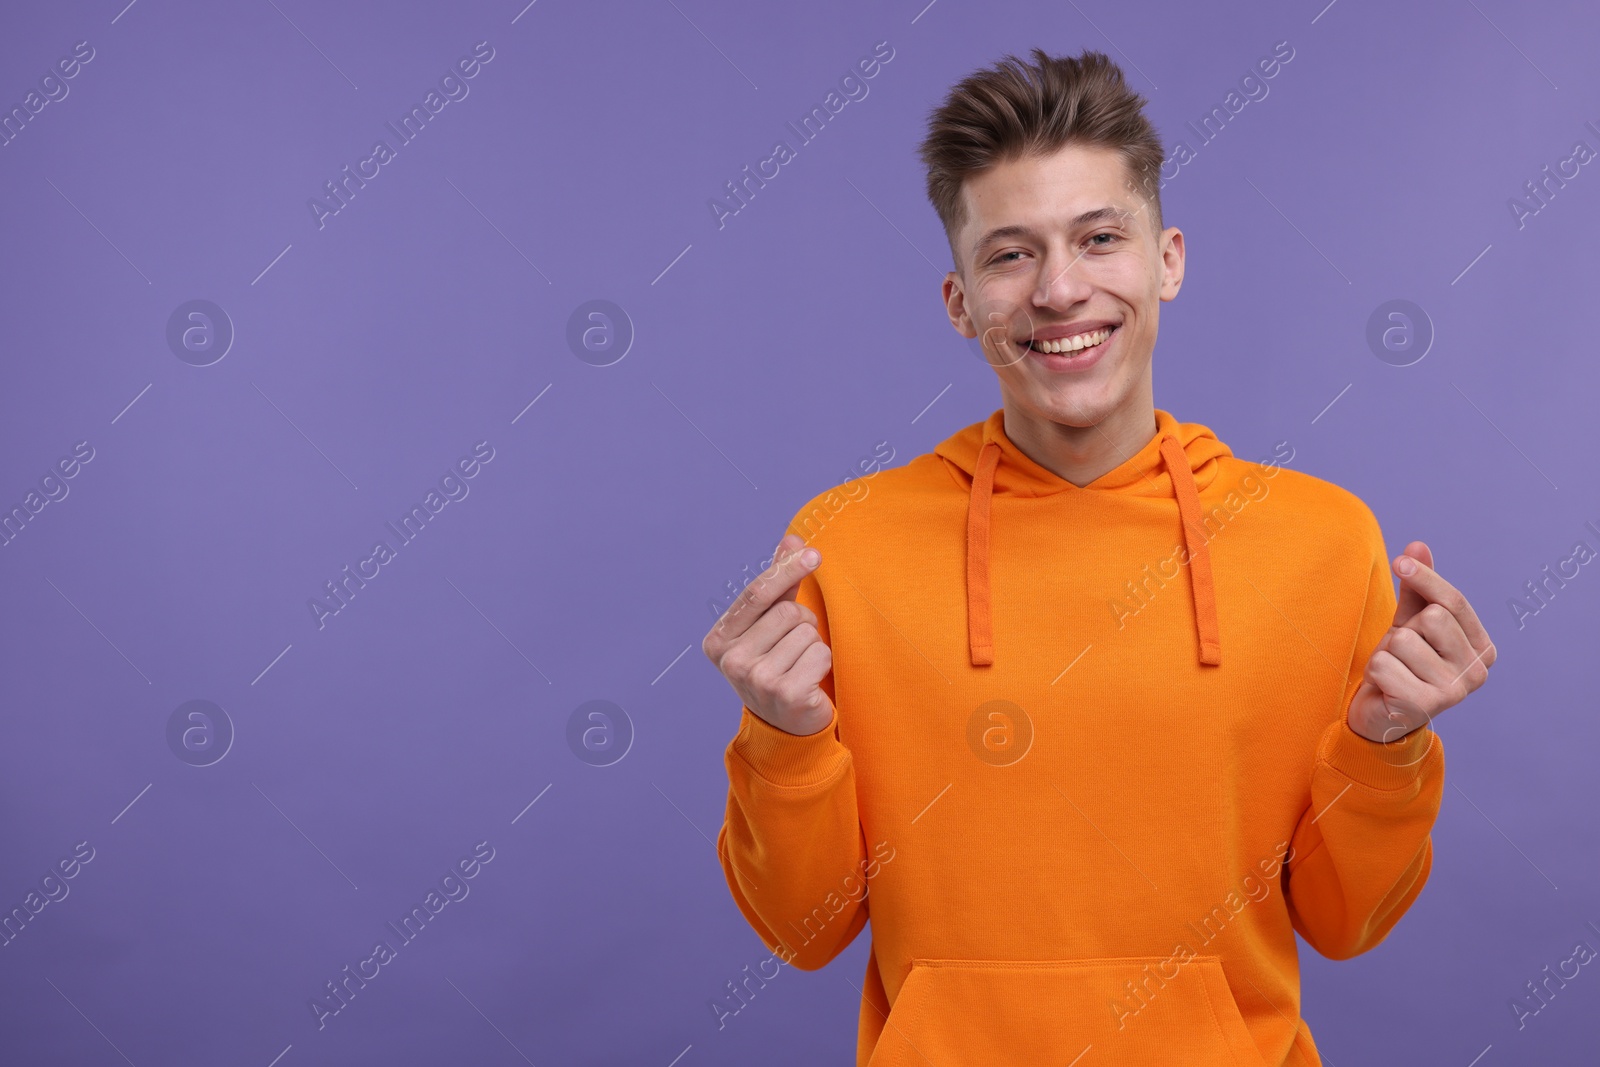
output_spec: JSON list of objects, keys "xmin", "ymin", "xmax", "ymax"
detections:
[{"xmin": 917, "ymin": 48, "xmax": 1165, "ymax": 268}]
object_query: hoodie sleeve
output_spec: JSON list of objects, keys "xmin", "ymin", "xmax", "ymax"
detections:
[
  {"xmin": 1283, "ymin": 506, "xmax": 1446, "ymax": 961},
  {"xmin": 716, "ymin": 564, "xmax": 870, "ymax": 972}
]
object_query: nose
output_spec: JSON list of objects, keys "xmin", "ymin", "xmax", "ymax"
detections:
[{"xmin": 1032, "ymin": 243, "xmax": 1094, "ymax": 309}]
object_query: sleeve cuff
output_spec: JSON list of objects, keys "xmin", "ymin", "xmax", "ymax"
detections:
[
  {"xmin": 1318, "ymin": 717, "xmax": 1440, "ymax": 791},
  {"xmin": 729, "ymin": 704, "xmax": 850, "ymax": 787}
]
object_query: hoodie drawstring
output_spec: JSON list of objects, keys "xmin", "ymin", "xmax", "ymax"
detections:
[
  {"xmin": 1159, "ymin": 434, "xmax": 1223, "ymax": 666},
  {"xmin": 965, "ymin": 439, "xmax": 1003, "ymax": 667},
  {"xmin": 964, "ymin": 433, "xmax": 1222, "ymax": 669}
]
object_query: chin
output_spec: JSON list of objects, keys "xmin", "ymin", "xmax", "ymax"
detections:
[
  {"xmin": 1026, "ymin": 386, "xmax": 1111, "ymax": 427},
  {"xmin": 1044, "ymin": 372, "xmax": 1113, "ymax": 403}
]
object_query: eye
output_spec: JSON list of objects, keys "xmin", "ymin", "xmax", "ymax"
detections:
[
  {"xmin": 1087, "ymin": 232, "xmax": 1121, "ymax": 247},
  {"xmin": 992, "ymin": 250, "xmax": 1025, "ymax": 264}
]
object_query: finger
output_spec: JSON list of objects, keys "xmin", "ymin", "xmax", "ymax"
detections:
[
  {"xmin": 769, "ymin": 533, "xmax": 808, "ymax": 606},
  {"xmin": 1363, "ymin": 648, "xmax": 1439, "ymax": 726},
  {"xmin": 1382, "ymin": 624, "xmax": 1453, "ymax": 693},
  {"xmin": 1351, "ymin": 679, "xmax": 1434, "ymax": 753},
  {"xmin": 1403, "ymin": 602, "xmax": 1473, "ymax": 673},
  {"xmin": 743, "ymin": 626, "xmax": 833, "ymax": 720},
  {"xmin": 1391, "ymin": 541, "xmax": 1433, "ymax": 626},
  {"xmin": 1356, "ymin": 681, "xmax": 1433, "ymax": 755},
  {"xmin": 1415, "ymin": 605, "xmax": 1494, "ymax": 697},
  {"xmin": 1392, "ymin": 549, "xmax": 1495, "ymax": 661},
  {"xmin": 713, "ymin": 533, "xmax": 820, "ymax": 642},
  {"xmin": 788, "ymin": 640, "xmax": 836, "ymax": 711},
  {"xmin": 759, "ymin": 614, "xmax": 822, "ymax": 680},
  {"xmin": 733, "ymin": 596, "xmax": 816, "ymax": 663}
]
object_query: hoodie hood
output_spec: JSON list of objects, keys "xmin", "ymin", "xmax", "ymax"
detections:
[{"xmin": 934, "ymin": 408, "xmax": 1234, "ymax": 669}]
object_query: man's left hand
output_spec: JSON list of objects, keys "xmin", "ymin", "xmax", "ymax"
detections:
[{"xmin": 1347, "ymin": 541, "xmax": 1497, "ymax": 744}]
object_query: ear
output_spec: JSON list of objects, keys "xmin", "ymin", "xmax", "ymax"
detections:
[
  {"xmin": 1158, "ymin": 226, "xmax": 1185, "ymax": 302},
  {"xmin": 944, "ymin": 271, "xmax": 976, "ymax": 338}
]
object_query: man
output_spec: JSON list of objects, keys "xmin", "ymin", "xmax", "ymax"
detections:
[{"xmin": 702, "ymin": 48, "xmax": 1495, "ymax": 1066}]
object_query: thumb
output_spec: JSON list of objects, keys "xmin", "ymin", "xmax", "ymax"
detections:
[{"xmin": 1392, "ymin": 540, "xmax": 1433, "ymax": 626}]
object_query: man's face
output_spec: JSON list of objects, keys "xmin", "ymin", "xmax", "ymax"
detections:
[{"xmin": 941, "ymin": 143, "xmax": 1184, "ymax": 429}]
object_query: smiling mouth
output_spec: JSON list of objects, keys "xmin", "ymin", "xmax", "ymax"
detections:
[{"xmin": 1024, "ymin": 325, "xmax": 1119, "ymax": 355}]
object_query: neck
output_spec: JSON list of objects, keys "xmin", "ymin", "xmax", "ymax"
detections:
[{"xmin": 999, "ymin": 395, "xmax": 1158, "ymax": 488}]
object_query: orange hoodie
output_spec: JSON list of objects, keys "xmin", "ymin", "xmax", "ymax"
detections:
[{"xmin": 716, "ymin": 407, "xmax": 1445, "ymax": 1066}]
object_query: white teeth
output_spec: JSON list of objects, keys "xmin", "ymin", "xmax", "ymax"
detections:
[{"xmin": 1032, "ymin": 328, "xmax": 1112, "ymax": 354}]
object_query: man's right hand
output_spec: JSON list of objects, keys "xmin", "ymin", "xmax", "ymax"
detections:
[{"xmin": 702, "ymin": 533, "xmax": 835, "ymax": 737}]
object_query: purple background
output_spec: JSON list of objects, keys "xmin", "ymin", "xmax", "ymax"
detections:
[{"xmin": 1, "ymin": 0, "xmax": 1596, "ymax": 1064}]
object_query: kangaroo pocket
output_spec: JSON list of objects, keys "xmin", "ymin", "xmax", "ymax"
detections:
[{"xmin": 866, "ymin": 955, "xmax": 1268, "ymax": 1067}]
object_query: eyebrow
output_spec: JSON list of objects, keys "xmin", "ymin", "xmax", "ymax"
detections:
[{"xmin": 971, "ymin": 206, "xmax": 1139, "ymax": 257}]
